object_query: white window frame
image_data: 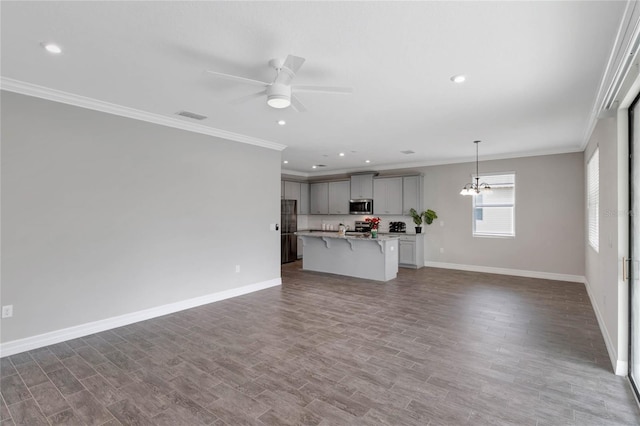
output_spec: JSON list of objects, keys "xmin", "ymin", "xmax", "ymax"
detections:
[
  {"xmin": 587, "ymin": 147, "xmax": 599, "ymax": 252},
  {"xmin": 472, "ymin": 173, "xmax": 516, "ymax": 238}
]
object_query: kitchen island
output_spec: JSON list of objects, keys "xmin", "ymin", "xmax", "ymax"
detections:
[{"xmin": 296, "ymin": 231, "xmax": 399, "ymax": 282}]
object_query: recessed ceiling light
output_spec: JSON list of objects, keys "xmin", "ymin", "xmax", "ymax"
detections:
[
  {"xmin": 312, "ymin": 165, "xmax": 317, "ymax": 169},
  {"xmin": 339, "ymin": 153, "xmax": 345, "ymax": 157},
  {"xmin": 450, "ymin": 75, "xmax": 466, "ymax": 83},
  {"xmin": 42, "ymin": 42, "xmax": 62, "ymax": 54},
  {"xmin": 277, "ymin": 120, "xmax": 286, "ymax": 126},
  {"xmin": 283, "ymin": 160, "xmax": 289, "ymax": 164},
  {"xmin": 365, "ymin": 160, "xmax": 371, "ymax": 163}
]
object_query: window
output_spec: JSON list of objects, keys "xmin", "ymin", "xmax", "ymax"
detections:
[
  {"xmin": 588, "ymin": 148, "xmax": 599, "ymax": 251},
  {"xmin": 473, "ymin": 173, "xmax": 515, "ymax": 237}
]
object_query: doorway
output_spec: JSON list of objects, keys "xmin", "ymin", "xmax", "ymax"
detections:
[{"xmin": 629, "ymin": 92, "xmax": 640, "ymax": 399}]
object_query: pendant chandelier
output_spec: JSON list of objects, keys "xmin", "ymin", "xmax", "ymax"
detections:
[{"xmin": 460, "ymin": 140, "xmax": 492, "ymax": 196}]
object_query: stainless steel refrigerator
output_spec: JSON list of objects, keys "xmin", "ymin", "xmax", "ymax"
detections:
[{"xmin": 281, "ymin": 200, "xmax": 297, "ymax": 264}]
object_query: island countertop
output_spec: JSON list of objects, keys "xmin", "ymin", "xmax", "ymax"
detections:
[
  {"xmin": 296, "ymin": 231, "xmax": 399, "ymax": 282},
  {"xmin": 295, "ymin": 231, "xmax": 399, "ymax": 241}
]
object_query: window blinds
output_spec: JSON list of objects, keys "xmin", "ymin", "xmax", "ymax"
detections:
[
  {"xmin": 473, "ymin": 173, "xmax": 515, "ymax": 237},
  {"xmin": 587, "ymin": 148, "xmax": 599, "ymax": 251}
]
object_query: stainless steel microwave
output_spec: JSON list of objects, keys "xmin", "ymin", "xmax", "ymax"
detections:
[{"xmin": 349, "ymin": 199, "xmax": 373, "ymax": 215}]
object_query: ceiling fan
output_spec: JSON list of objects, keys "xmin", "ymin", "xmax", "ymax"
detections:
[{"xmin": 206, "ymin": 55, "xmax": 353, "ymax": 112}]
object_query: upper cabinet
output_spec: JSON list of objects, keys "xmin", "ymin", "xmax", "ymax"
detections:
[
  {"xmin": 284, "ymin": 174, "xmax": 422, "ymax": 216},
  {"xmin": 402, "ymin": 175, "xmax": 423, "ymax": 215},
  {"xmin": 329, "ymin": 181, "xmax": 350, "ymax": 215},
  {"xmin": 373, "ymin": 177, "xmax": 403, "ymax": 215},
  {"xmin": 350, "ymin": 174, "xmax": 374, "ymax": 199},
  {"xmin": 281, "ymin": 180, "xmax": 310, "ymax": 214},
  {"xmin": 300, "ymin": 183, "xmax": 310, "ymax": 215},
  {"xmin": 310, "ymin": 182, "xmax": 329, "ymax": 215},
  {"xmin": 284, "ymin": 181, "xmax": 301, "ymax": 214},
  {"xmin": 284, "ymin": 180, "xmax": 300, "ymax": 200}
]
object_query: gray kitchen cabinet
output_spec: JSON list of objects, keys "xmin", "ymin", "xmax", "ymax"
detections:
[
  {"xmin": 284, "ymin": 180, "xmax": 311, "ymax": 215},
  {"xmin": 373, "ymin": 177, "xmax": 403, "ymax": 215},
  {"xmin": 402, "ymin": 175, "xmax": 423, "ymax": 215},
  {"xmin": 297, "ymin": 237, "xmax": 304, "ymax": 259},
  {"xmin": 300, "ymin": 183, "xmax": 310, "ymax": 215},
  {"xmin": 399, "ymin": 240, "xmax": 414, "ymax": 266},
  {"xmin": 350, "ymin": 174, "xmax": 374, "ymax": 199},
  {"xmin": 329, "ymin": 181, "xmax": 350, "ymax": 215},
  {"xmin": 284, "ymin": 181, "xmax": 301, "ymax": 213},
  {"xmin": 398, "ymin": 234, "xmax": 424, "ymax": 269},
  {"xmin": 310, "ymin": 182, "xmax": 329, "ymax": 215}
]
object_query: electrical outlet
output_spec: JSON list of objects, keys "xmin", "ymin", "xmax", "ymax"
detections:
[
  {"xmin": 440, "ymin": 248, "xmax": 444, "ymax": 253},
  {"xmin": 235, "ymin": 265, "xmax": 240, "ymax": 273},
  {"xmin": 2, "ymin": 305, "xmax": 13, "ymax": 318}
]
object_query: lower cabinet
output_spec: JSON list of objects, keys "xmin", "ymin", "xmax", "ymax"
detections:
[{"xmin": 398, "ymin": 234, "xmax": 424, "ymax": 269}]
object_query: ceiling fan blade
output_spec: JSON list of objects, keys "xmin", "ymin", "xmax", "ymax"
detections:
[
  {"xmin": 293, "ymin": 85, "xmax": 354, "ymax": 94},
  {"xmin": 274, "ymin": 55, "xmax": 306, "ymax": 86},
  {"xmin": 290, "ymin": 95, "xmax": 307, "ymax": 113},
  {"xmin": 282, "ymin": 55, "xmax": 305, "ymax": 74},
  {"xmin": 229, "ymin": 90, "xmax": 267, "ymax": 105},
  {"xmin": 205, "ymin": 70, "xmax": 269, "ymax": 87}
]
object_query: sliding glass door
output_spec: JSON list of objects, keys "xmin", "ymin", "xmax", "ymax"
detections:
[{"xmin": 629, "ymin": 93, "xmax": 640, "ymax": 398}]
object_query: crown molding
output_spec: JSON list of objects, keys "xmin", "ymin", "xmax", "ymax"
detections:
[
  {"xmin": 280, "ymin": 169, "xmax": 310, "ymax": 177},
  {"xmin": 583, "ymin": 0, "xmax": 640, "ymax": 147},
  {"xmin": 0, "ymin": 77, "xmax": 287, "ymax": 152},
  {"xmin": 287, "ymin": 146, "xmax": 584, "ymax": 178}
]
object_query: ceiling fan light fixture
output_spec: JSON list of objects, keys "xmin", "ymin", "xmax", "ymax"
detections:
[
  {"xmin": 41, "ymin": 42, "xmax": 62, "ymax": 54},
  {"xmin": 267, "ymin": 95, "xmax": 290, "ymax": 109}
]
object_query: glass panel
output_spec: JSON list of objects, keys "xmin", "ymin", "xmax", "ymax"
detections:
[
  {"xmin": 630, "ymin": 95, "xmax": 640, "ymax": 398},
  {"xmin": 473, "ymin": 173, "xmax": 515, "ymax": 237},
  {"xmin": 474, "ymin": 206, "xmax": 514, "ymax": 236}
]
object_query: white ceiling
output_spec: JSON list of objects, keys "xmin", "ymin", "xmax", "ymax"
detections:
[{"xmin": 0, "ymin": 1, "xmax": 629, "ymax": 175}]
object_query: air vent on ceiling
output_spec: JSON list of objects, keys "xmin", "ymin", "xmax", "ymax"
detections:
[
  {"xmin": 401, "ymin": 150, "xmax": 416, "ymax": 155},
  {"xmin": 176, "ymin": 111, "xmax": 208, "ymax": 121}
]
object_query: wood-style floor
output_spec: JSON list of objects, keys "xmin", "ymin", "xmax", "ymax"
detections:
[{"xmin": 1, "ymin": 262, "xmax": 639, "ymax": 425}]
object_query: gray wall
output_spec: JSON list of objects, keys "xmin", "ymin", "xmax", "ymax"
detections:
[
  {"xmin": 415, "ymin": 152, "xmax": 585, "ymax": 276},
  {"xmin": 1, "ymin": 91, "xmax": 281, "ymax": 343},
  {"xmin": 584, "ymin": 115, "xmax": 627, "ymax": 371}
]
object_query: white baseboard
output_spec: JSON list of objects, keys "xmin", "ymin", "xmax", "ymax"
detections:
[
  {"xmin": 0, "ymin": 278, "xmax": 281, "ymax": 358},
  {"xmin": 583, "ymin": 278, "xmax": 626, "ymax": 376},
  {"xmin": 617, "ymin": 360, "xmax": 629, "ymax": 376},
  {"xmin": 423, "ymin": 261, "xmax": 585, "ymax": 283}
]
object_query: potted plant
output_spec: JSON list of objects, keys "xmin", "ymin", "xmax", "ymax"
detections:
[
  {"xmin": 409, "ymin": 208, "xmax": 438, "ymax": 233},
  {"xmin": 365, "ymin": 217, "xmax": 381, "ymax": 238}
]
